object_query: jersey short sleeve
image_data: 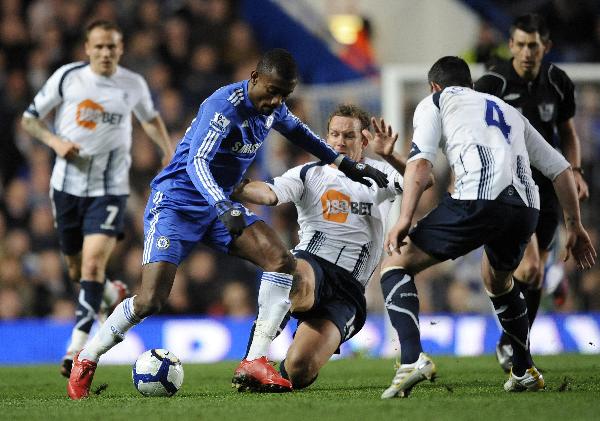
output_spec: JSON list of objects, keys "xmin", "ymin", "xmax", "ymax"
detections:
[
  {"xmin": 23, "ymin": 64, "xmax": 75, "ymax": 119},
  {"xmin": 407, "ymin": 94, "xmax": 442, "ymax": 164},
  {"xmin": 268, "ymin": 165, "xmax": 305, "ymax": 204},
  {"xmin": 551, "ymin": 65, "xmax": 575, "ymax": 124},
  {"xmin": 132, "ymin": 75, "xmax": 158, "ymax": 122}
]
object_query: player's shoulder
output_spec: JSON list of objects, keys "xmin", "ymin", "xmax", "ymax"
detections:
[
  {"xmin": 47, "ymin": 62, "xmax": 89, "ymax": 96},
  {"xmin": 207, "ymin": 80, "xmax": 245, "ymax": 104},
  {"xmin": 297, "ymin": 160, "xmax": 327, "ymax": 182},
  {"xmin": 544, "ymin": 62, "xmax": 573, "ymax": 87},
  {"xmin": 485, "ymin": 59, "xmax": 512, "ymax": 77},
  {"xmin": 52, "ymin": 61, "xmax": 88, "ymax": 78},
  {"xmin": 114, "ymin": 65, "xmax": 147, "ymax": 84},
  {"xmin": 202, "ymin": 81, "xmax": 246, "ymax": 117},
  {"xmin": 437, "ymin": 86, "xmax": 473, "ymax": 107},
  {"xmin": 475, "ymin": 60, "xmax": 511, "ymax": 95},
  {"xmin": 415, "ymin": 92, "xmax": 437, "ymax": 112}
]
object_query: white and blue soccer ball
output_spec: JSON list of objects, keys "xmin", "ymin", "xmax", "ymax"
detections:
[{"xmin": 132, "ymin": 349, "xmax": 184, "ymax": 397}]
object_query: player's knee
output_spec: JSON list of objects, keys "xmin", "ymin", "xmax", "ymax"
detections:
[
  {"xmin": 519, "ymin": 261, "xmax": 541, "ymax": 285},
  {"xmin": 67, "ymin": 266, "xmax": 81, "ymax": 283},
  {"xmin": 133, "ymin": 295, "xmax": 165, "ymax": 318},
  {"xmin": 263, "ymin": 249, "xmax": 296, "ymax": 274},
  {"xmin": 285, "ymin": 355, "xmax": 319, "ymax": 389},
  {"xmin": 80, "ymin": 259, "xmax": 106, "ymax": 281},
  {"xmin": 290, "ymin": 274, "xmax": 312, "ymax": 312}
]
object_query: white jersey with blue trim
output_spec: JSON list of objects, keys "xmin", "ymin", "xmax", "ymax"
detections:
[
  {"xmin": 269, "ymin": 157, "xmax": 403, "ymax": 286},
  {"xmin": 23, "ymin": 62, "xmax": 158, "ymax": 197},
  {"xmin": 408, "ymin": 87, "xmax": 570, "ymax": 209},
  {"xmin": 151, "ymin": 79, "xmax": 338, "ymax": 207}
]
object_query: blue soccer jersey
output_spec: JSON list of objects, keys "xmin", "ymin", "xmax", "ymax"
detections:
[{"xmin": 151, "ymin": 80, "xmax": 338, "ymax": 207}]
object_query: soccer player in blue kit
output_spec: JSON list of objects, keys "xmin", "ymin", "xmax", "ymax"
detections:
[{"xmin": 67, "ymin": 48, "xmax": 388, "ymax": 399}]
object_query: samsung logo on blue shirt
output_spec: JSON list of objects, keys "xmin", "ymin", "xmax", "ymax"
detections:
[{"xmin": 231, "ymin": 142, "xmax": 263, "ymax": 154}]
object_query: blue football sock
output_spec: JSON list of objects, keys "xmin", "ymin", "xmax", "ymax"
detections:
[
  {"xmin": 75, "ymin": 280, "xmax": 104, "ymax": 333},
  {"xmin": 381, "ymin": 268, "xmax": 423, "ymax": 364}
]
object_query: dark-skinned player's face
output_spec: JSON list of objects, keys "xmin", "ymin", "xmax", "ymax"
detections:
[{"xmin": 248, "ymin": 69, "xmax": 296, "ymax": 115}]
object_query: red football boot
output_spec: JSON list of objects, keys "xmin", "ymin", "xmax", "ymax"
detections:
[
  {"xmin": 67, "ymin": 352, "xmax": 98, "ymax": 400},
  {"xmin": 232, "ymin": 356, "xmax": 292, "ymax": 392}
]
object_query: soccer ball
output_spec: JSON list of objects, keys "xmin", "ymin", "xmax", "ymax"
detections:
[{"xmin": 132, "ymin": 349, "xmax": 184, "ymax": 397}]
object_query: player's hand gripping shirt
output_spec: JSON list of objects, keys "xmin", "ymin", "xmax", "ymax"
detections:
[
  {"xmin": 408, "ymin": 87, "xmax": 570, "ymax": 209},
  {"xmin": 269, "ymin": 158, "xmax": 403, "ymax": 286},
  {"xmin": 24, "ymin": 62, "xmax": 158, "ymax": 196},
  {"xmin": 151, "ymin": 80, "xmax": 338, "ymax": 207}
]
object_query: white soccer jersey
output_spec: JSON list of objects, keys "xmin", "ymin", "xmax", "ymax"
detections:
[
  {"xmin": 408, "ymin": 87, "xmax": 570, "ymax": 209},
  {"xmin": 24, "ymin": 62, "xmax": 158, "ymax": 196},
  {"xmin": 269, "ymin": 157, "xmax": 403, "ymax": 286}
]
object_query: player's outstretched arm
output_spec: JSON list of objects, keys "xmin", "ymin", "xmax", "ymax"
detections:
[
  {"xmin": 558, "ymin": 118, "xmax": 589, "ymax": 201},
  {"xmin": 21, "ymin": 116, "xmax": 80, "ymax": 159},
  {"xmin": 231, "ymin": 179, "xmax": 278, "ymax": 206},
  {"xmin": 276, "ymin": 109, "xmax": 387, "ymax": 187},
  {"xmin": 335, "ymin": 155, "xmax": 388, "ymax": 188},
  {"xmin": 141, "ymin": 115, "xmax": 174, "ymax": 167},
  {"xmin": 552, "ymin": 168, "xmax": 597, "ymax": 269},
  {"xmin": 385, "ymin": 158, "xmax": 432, "ymax": 255}
]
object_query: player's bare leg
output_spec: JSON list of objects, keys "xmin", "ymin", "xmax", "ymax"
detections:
[
  {"xmin": 481, "ymin": 252, "xmax": 544, "ymax": 392},
  {"xmin": 64, "ymin": 253, "xmax": 82, "ymax": 285},
  {"xmin": 68, "ymin": 261, "xmax": 177, "ymax": 399},
  {"xmin": 282, "ymin": 319, "xmax": 341, "ymax": 389},
  {"xmin": 230, "ymin": 221, "xmax": 295, "ymax": 392},
  {"xmin": 289, "ymin": 258, "xmax": 315, "ymax": 313},
  {"xmin": 62, "ymin": 234, "xmax": 116, "ymax": 378}
]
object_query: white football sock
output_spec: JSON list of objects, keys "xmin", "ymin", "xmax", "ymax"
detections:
[
  {"xmin": 79, "ymin": 297, "xmax": 141, "ymax": 362},
  {"xmin": 66, "ymin": 329, "xmax": 89, "ymax": 356},
  {"xmin": 246, "ymin": 272, "xmax": 293, "ymax": 360}
]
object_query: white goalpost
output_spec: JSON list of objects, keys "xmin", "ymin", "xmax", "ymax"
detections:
[{"xmin": 381, "ymin": 63, "xmax": 600, "ymax": 146}]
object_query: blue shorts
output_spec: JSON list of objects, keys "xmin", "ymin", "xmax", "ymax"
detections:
[
  {"xmin": 291, "ymin": 250, "xmax": 366, "ymax": 345},
  {"xmin": 409, "ymin": 192, "xmax": 539, "ymax": 271},
  {"xmin": 51, "ymin": 188, "xmax": 127, "ymax": 255},
  {"xmin": 142, "ymin": 190, "xmax": 262, "ymax": 266}
]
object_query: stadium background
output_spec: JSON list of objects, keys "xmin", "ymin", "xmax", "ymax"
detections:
[{"xmin": 0, "ymin": 0, "xmax": 599, "ymax": 364}]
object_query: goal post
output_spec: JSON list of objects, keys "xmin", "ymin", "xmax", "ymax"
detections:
[{"xmin": 381, "ymin": 62, "xmax": 600, "ymax": 147}]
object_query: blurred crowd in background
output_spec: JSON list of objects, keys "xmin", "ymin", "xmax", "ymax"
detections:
[{"xmin": 1, "ymin": 0, "xmax": 599, "ymax": 321}]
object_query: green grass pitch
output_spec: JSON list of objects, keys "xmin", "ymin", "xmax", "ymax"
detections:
[{"xmin": 1, "ymin": 355, "xmax": 599, "ymax": 420}]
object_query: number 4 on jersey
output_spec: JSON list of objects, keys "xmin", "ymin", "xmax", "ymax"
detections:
[{"xmin": 485, "ymin": 99, "xmax": 511, "ymax": 142}]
